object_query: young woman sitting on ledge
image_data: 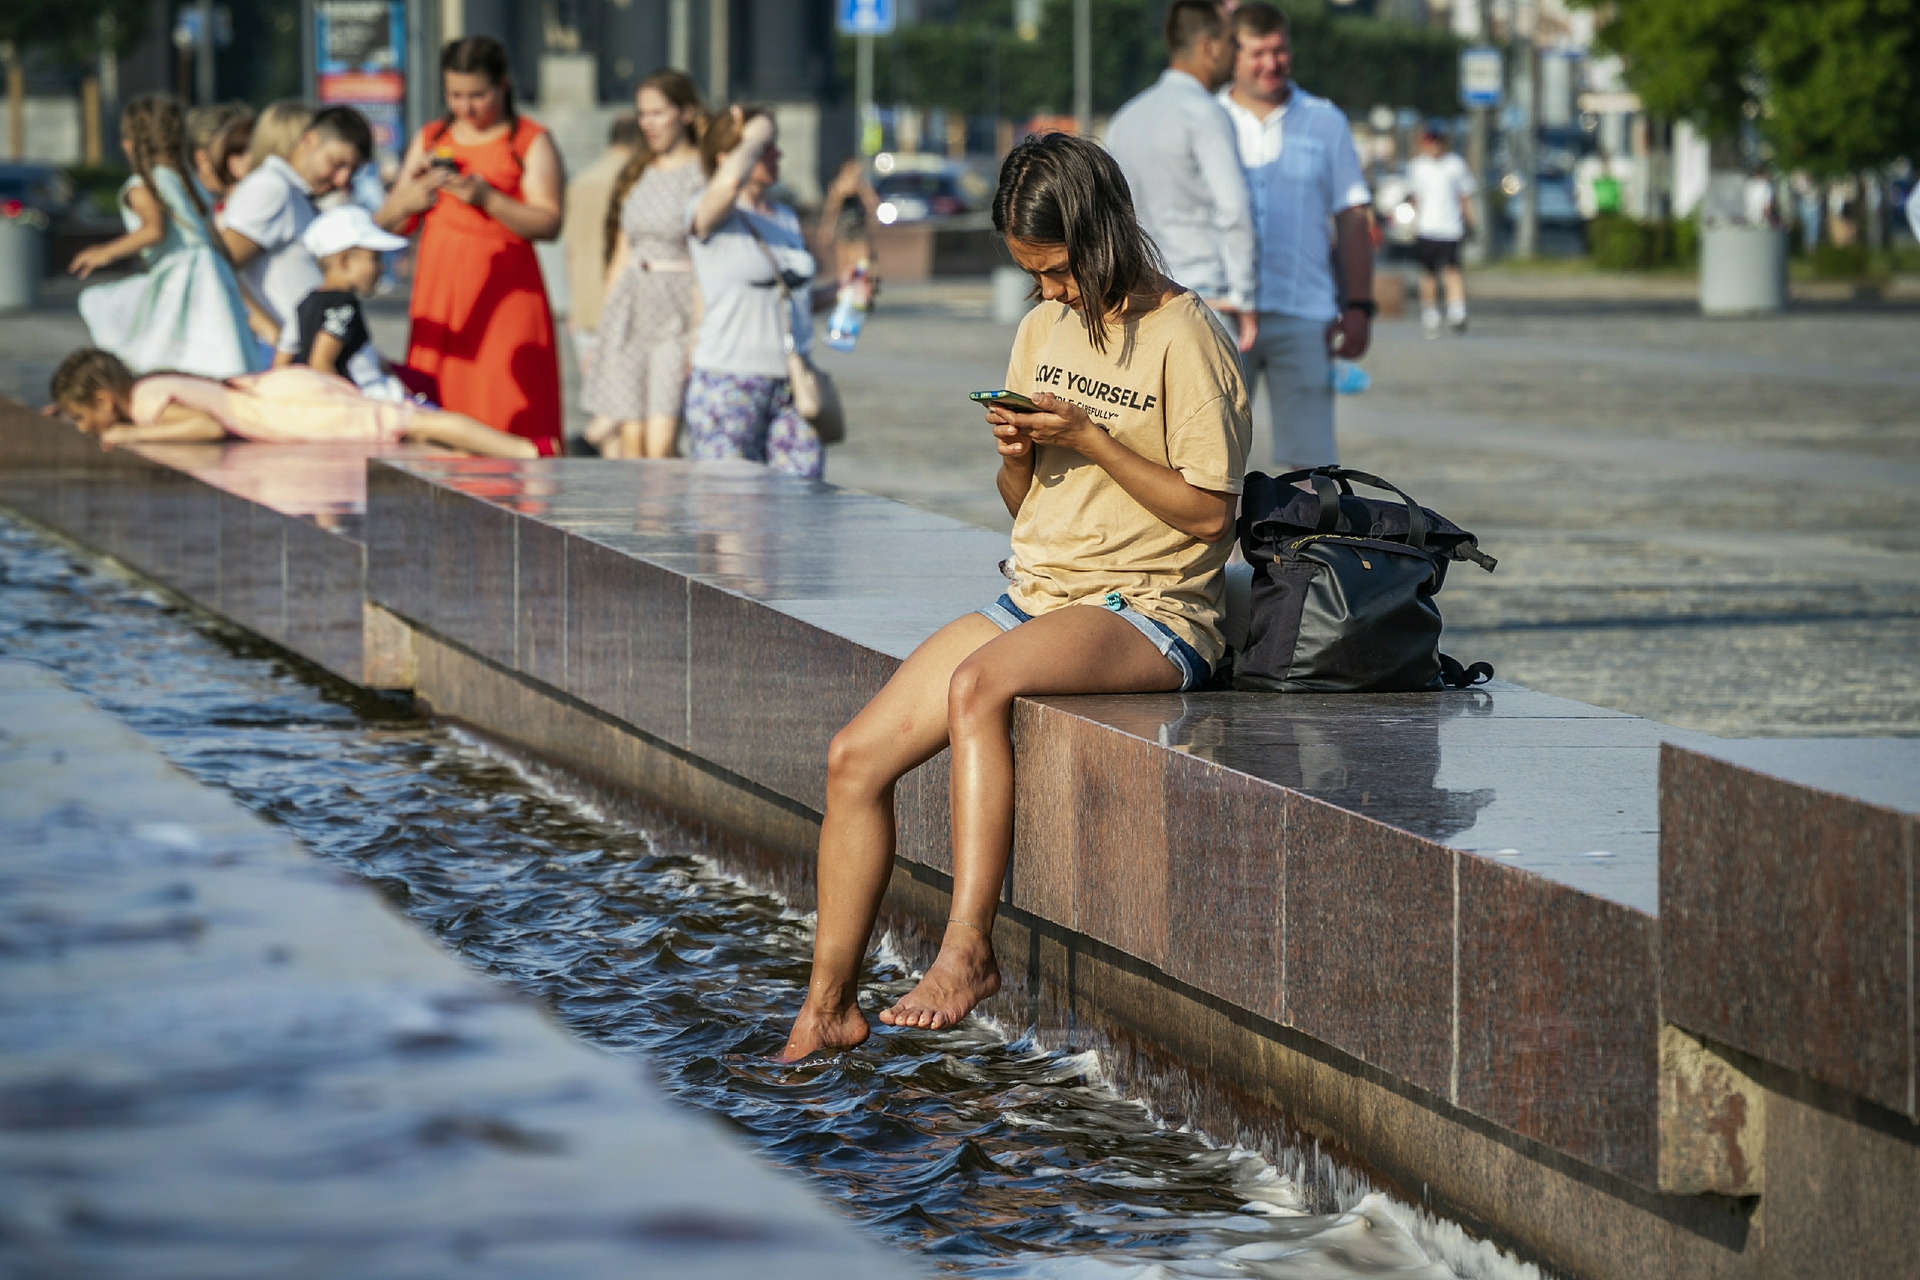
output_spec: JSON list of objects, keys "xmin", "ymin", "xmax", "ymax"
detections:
[
  {"xmin": 779, "ymin": 133, "xmax": 1252, "ymax": 1062},
  {"xmin": 46, "ymin": 348, "xmax": 538, "ymax": 459}
]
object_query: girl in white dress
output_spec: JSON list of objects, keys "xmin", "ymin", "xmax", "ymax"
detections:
[{"xmin": 73, "ymin": 94, "xmax": 260, "ymax": 379}]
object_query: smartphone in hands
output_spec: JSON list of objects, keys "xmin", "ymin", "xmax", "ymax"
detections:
[{"xmin": 970, "ymin": 389, "xmax": 1043, "ymax": 412}]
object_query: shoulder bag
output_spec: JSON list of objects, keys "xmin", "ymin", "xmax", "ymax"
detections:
[{"xmin": 742, "ymin": 212, "xmax": 846, "ymax": 446}]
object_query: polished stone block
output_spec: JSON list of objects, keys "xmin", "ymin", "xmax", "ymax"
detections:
[
  {"xmin": 1163, "ymin": 746, "xmax": 1287, "ymax": 1023},
  {"xmin": 365, "ymin": 461, "xmax": 435, "ymax": 620},
  {"xmin": 564, "ymin": 534, "xmax": 689, "ymax": 746},
  {"xmin": 1008, "ymin": 703, "xmax": 1077, "ymax": 924},
  {"xmin": 1284, "ymin": 793, "xmax": 1457, "ymax": 1099},
  {"xmin": 215, "ymin": 489, "xmax": 287, "ymax": 643},
  {"xmin": 687, "ymin": 579, "xmax": 897, "ymax": 811},
  {"xmin": 285, "ymin": 517, "xmax": 366, "ymax": 681},
  {"xmin": 1458, "ymin": 854, "xmax": 1659, "ymax": 1181},
  {"xmin": 1661, "ymin": 744, "xmax": 1915, "ymax": 1119},
  {"xmin": 515, "ymin": 512, "xmax": 569, "ymax": 688}
]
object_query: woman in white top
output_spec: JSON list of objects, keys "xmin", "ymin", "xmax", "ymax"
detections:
[{"xmin": 684, "ymin": 106, "xmax": 822, "ymax": 480}]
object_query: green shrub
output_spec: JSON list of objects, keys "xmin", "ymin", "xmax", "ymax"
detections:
[
  {"xmin": 1672, "ymin": 217, "xmax": 1699, "ymax": 264},
  {"xmin": 1588, "ymin": 213, "xmax": 1650, "ymax": 269},
  {"xmin": 1585, "ymin": 214, "xmax": 1698, "ymax": 270},
  {"xmin": 1811, "ymin": 243, "xmax": 1872, "ymax": 279}
]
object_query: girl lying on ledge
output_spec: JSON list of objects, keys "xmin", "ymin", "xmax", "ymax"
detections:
[
  {"xmin": 47, "ymin": 348, "xmax": 538, "ymax": 459},
  {"xmin": 778, "ymin": 134, "xmax": 1251, "ymax": 1062}
]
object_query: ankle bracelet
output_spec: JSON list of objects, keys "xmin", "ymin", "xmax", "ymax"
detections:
[{"xmin": 947, "ymin": 916, "xmax": 989, "ymax": 938}]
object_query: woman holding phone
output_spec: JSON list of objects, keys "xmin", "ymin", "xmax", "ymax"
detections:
[
  {"xmin": 378, "ymin": 36, "xmax": 564, "ymax": 455},
  {"xmin": 779, "ymin": 133, "xmax": 1251, "ymax": 1062}
]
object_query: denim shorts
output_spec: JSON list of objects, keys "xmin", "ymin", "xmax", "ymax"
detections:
[{"xmin": 979, "ymin": 592, "xmax": 1211, "ymax": 692}]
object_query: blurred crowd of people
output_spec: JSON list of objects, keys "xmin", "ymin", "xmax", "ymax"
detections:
[{"xmin": 61, "ymin": 36, "xmax": 860, "ymax": 479}]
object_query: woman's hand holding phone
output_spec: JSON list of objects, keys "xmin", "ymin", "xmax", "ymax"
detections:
[{"xmin": 985, "ymin": 391, "xmax": 1099, "ymax": 456}]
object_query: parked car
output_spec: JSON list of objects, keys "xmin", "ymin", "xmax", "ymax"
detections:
[
  {"xmin": 1501, "ymin": 171, "xmax": 1583, "ymax": 229},
  {"xmin": 1372, "ymin": 169, "xmax": 1419, "ymax": 248},
  {"xmin": 0, "ymin": 164, "xmax": 77, "ymax": 220},
  {"xmin": 872, "ymin": 160, "xmax": 988, "ymax": 224}
]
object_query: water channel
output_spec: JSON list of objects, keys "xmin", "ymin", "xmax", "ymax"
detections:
[{"xmin": 0, "ymin": 513, "xmax": 1534, "ymax": 1280}]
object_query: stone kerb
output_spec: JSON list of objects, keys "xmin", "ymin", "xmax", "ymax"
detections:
[
  {"xmin": 1660, "ymin": 742, "xmax": 1919, "ymax": 1122},
  {"xmin": 366, "ymin": 456, "xmax": 1670, "ymax": 1189}
]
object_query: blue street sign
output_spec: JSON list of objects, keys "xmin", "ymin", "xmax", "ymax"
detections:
[
  {"xmin": 1459, "ymin": 46, "xmax": 1503, "ymax": 110},
  {"xmin": 838, "ymin": 0, "xmax": 896, "ymax": 36}
]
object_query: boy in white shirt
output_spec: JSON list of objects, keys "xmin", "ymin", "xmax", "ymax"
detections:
[{"xmin": 1405, "ymin": 127, "xmax": 1476, "ymax": 337}]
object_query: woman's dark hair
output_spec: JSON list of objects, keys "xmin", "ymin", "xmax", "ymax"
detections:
[
  {"xmin": 992, "ymin": 132, "xmax": 1163, "ymax": 353},
  {"xmin": 306, "ymin": 105, "xmax": 374, "ymax": 163},
  {"xmin": 605, "ymin": 70, "xmax": 705, "ymax": 265},
  {"xmin": 441, "ymin": 36, "xmax": 517, "ymax": 127}
]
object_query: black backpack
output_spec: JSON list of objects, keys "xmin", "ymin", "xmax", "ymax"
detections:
[{"xmin": 1232, "ymin": 467, "xmax": 1497, "ymax": 693}]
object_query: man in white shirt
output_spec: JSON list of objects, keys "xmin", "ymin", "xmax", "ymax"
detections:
[
  {"xmin": 220, "ymin": 106, "xmax": 373, "ymax": 361},
  {"xmin": 1218, "ymin": 2, "xmax": 1373, "ymax": 472},
  {"xmin": 1105, "ymin": 0, "xmax": 1257, "ymax": 352},
  {"xmin": 1405, "ymin": 127, "xmax": 1476, "ymax": 338}
]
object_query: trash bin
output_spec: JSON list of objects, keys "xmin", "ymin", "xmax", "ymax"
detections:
[
  {"xmin": 1700, "ymin": 224, "xmax": 1787, "ymax": 316},
  {"xmin": 0, "ymin": 202, "xmax": 46, "ymax": 313},
  {"xmin": 992, "ymin": 264, "xmax": 1033, "ymax": 326}
]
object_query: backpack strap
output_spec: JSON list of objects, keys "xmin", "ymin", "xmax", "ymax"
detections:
[{"xmin": 1438, "ymin": 653, "xmax": 1495, "ymax": 688}]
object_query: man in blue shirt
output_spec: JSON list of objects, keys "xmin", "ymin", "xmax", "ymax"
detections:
[
  {"xmin": 1218, "ymin": 2, "xmax": 1375, "ymax": 471},
  {"xmin": 1105, "ymin": 0, "xmax": 1258, "ymax": 353}
]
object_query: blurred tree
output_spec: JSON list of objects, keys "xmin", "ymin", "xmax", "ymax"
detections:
[
  {"xmin": 0, "ymin": 0, "xmax": 149, "ymax": 70},
  {"xmin": 1757, "ymin": 0, "xmax": 1920, "ymax": 177},
  {"xmin": 836, "ymin": 0, "xmax": 1458, "ymax": 127},
  {"xmin": 1585, "ymin": 0, "xmax": 1920, "ymax": 175},
  {"xmin": 1584, "ymin": 0, "xmax": 1760, "ymax": 142}
]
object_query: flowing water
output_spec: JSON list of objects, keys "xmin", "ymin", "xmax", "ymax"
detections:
[{"xmin": 0, "ymin": 513, "xmax": 1536, "ymax": 1280}]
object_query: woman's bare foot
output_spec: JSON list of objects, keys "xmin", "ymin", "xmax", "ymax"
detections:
[
  {"xmin": 878, "ymin": 923, "xmax": 1001, "ymax": 1030},
  {"xmin": 776, "ymin": 994, "xmax": 871, "ymax": 1063}
]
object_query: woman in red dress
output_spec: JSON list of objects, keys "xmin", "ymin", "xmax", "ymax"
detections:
[{"xmin": 378, "ymin": 37, "xmax": 564, "ymax": 454}]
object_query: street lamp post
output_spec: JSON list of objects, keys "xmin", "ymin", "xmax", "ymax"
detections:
[
  {"xmin": 194, "ymin": 0, "xmax": 214, "ymax": 105},
  {"xmin": 1513, "ymin": 39, "xmax": 1537, "ymax": 258},
  {"xmin": 856, "ymin": 33, "xmax": 874, "ymax": 155},
  {"xmin": 1072, "ymin": 0, "xmax": 1089, "ymax": 135}
]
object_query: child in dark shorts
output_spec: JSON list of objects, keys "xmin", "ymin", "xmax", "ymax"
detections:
[{"xmin": 282, "ymin": 205, "xmax": 429, "ymax": 402}]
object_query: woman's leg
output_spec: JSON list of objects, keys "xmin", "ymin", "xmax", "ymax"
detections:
[
  {"xmin": 584, "ymin": 413, "xmax": 622, "ymax": 456},
  {"xmin": 880, "ymin": 604, "xmax": 1183, "ymax": 1031},
  {"xmin": 639, "ymin": 413, "xmax": 679, "ymax": 457},
  {"xmin": 778, "ymin": 611, "xmax": 1006, "ymax": 1062},
  {"xmin": 407, "ymin": 410, "xmax": 540, "ymax": 458},
  {"xmin": 616, "ymin": 419, "xmax": 644, "ymax": 457}
]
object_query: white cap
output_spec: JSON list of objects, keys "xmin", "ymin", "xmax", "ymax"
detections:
[{"xmin": 302, "ymin": 204, "xmax": 409, "ymax": 260}]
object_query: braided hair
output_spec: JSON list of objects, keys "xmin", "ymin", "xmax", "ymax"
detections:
[{"xmin": 120, "ymin": 94, "xmax": 233, "ymax": 267}]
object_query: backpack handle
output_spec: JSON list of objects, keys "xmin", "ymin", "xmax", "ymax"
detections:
[{"xmin": 1273, "ymin": 466, "xmax": 1429, "ymax": 550}]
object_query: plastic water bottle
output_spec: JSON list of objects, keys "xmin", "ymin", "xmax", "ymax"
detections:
[
  {"xmin": 1331, "ymin": 358, "xmax": 1371, "ymax": 395},
  {"xmin": 824, "ymin": 260, "xmax": 872, "ymax": 352}
]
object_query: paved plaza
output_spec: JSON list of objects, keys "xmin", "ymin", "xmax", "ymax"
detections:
[{"xmin": 5, "ymin": 271, "xmax": 1916, "ymax": 737}]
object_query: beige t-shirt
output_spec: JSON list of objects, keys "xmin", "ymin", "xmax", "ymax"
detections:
[{"xmin": 1003, "ymin": 290, "xmax": 1252, "ymax": 666}]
